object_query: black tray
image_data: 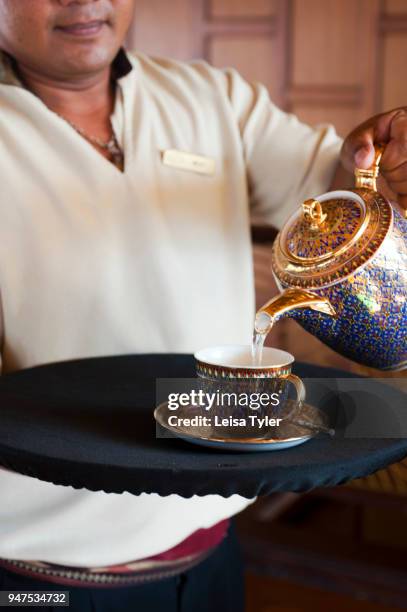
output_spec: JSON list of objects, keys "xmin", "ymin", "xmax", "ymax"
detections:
[{"xmin": 0, "ymin": 354, "xmax": 406, "ymax": 498}]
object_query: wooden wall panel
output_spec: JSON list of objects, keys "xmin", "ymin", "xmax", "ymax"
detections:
[
  {"xmin": 127, "ymin": 0, "xmax": 407, "ymax": 375},
  {"xmin": 289, "ymin": 0, "xmax": 379, "ymax": 137},
  {"xmin": 127, "ymin": 0, "xmax": 406, "ymax": 135},
  {"xmin": 204, "ymin": 0, "xmax": 287, "ymax": 106},
  {"xmin": 208, "ymin": 36, "xmax": 280, "ymax": 94},
  {"xmin": 385, "ymin": 0, "xmax": 407, "ymax": 13},
  {"xmin": 128, "ymin": 0, "xmax": 196, "ymax": 59},
  {"xmin": 382, "ymin": 35, "xmax": 407, "ymax": 110},
  {"xmin": 210, "ymin": 0, "xmax": 277, "ymax": 18},
  {"xmin": 292, "ymin": 0, "xmax": 362, "ymax": 87},
  {"xmin": 292, "ymin": 107, "xmax": 365, "ymax": 139},
  {"xmin": 380, "ymin": 0, "xmax": 407, "ymax": 114}
]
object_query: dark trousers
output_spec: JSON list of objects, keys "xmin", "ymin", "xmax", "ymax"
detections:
[{"xmin": 0, "ymin": 524, "xmax": 244, "ymax": 612}]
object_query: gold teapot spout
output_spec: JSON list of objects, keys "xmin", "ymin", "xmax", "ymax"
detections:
[{"xmin": 255, "ymin": 288, "xmax": 336, "ymax": 334}]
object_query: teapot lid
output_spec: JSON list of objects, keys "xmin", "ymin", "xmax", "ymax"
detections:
[{"xmin": 272, "ymin": 188, "xmax": 393, "ymax": 289}]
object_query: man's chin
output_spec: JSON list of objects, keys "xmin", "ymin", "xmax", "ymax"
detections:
[{"xmin": 55, "ymin": 43, "xmax": 119, "ymax": 79}]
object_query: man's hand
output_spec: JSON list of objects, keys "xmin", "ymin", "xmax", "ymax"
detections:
[{"xmin": 341, "ymin": 108, "xmax": 407, "ymax": 210}]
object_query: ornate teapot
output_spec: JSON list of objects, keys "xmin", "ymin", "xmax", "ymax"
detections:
[{"xmin": 255, "ymin": 145, "xmax": 407, "ymax": 371}]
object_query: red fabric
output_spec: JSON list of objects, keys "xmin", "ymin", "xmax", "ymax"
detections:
[
  {"xmin": 104, "ymin": 519, "xmax": 230, "ymax": 572},
  {"xmin": 0, "ymin": 519, "xmax": 231, "ymax": 588},
  {"xmin": 151, "ymin": 518, "xmax": 230, "ymax": 561}
]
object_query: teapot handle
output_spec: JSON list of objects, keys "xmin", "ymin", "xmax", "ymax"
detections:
[{"xmin": 354, "ymin": 143, "xmax": 385, "ymax": 191}]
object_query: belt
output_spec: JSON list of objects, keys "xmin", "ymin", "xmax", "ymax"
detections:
[{"xmin": 0, "ymin": 549, "xmax": 212, "ymax": 589}]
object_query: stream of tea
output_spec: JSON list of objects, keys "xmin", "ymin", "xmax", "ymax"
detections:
[{"xmin": 251, "ymin": 312, "xmax": 274, "ymax": 365}]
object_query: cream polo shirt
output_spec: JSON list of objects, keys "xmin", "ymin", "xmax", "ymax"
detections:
[{"xmin": 0, "ymin": 49, "xmax": 342, "ymax": 566}]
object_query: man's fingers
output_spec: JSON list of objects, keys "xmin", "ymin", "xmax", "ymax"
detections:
[
  {"xmin": 398, "ymin": 194, "xmax": 407, "ymax": 210},
  {"xmin": 384, "ymin": 179, "xmax": 407, "ymax": 195},
  {"xmin": 354, "ymin": 143, "xmax": 375, "ymax": 170},
  {"xmin": 350, "ymin": 110, "xmax": 399, "ymax": 168},
  {"xmin": 381, "ymin": 175, "xmax": 407, "ymax": 210},
  {"xmin": 341, "ymin": 108, "xmax": 405, "ymax": 173},
  {"xmin": 389, "ymin": 109, "xmax": 407, "ymax": 141},
  {"xmin": 379, "ymin": 112, "xmax": 407, "ymax": 169},
  {"xmin": 381, "ymin": 160, "xmax": 407, "ymax": 183},
  {"xmin": 341, "ymin": 107, "xmax": 407, "ymax": 210},
  {"xmin": 341, "ymin": 125, "xmax": 375, "ymax": 172}
]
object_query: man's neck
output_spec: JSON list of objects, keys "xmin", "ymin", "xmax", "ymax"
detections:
[{"xmin": 14, "ymin": 62, "xmax": 115, "ymax": 135}]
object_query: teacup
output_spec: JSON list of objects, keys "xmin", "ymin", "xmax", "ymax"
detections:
[{"xmin": 193, "ymin": 345, "xmax": 305, "ymax": 423}]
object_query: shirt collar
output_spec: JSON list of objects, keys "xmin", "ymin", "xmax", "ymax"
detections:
[
  {"xmin": 0, "ymin": 51, "xmax": 21, "ymax": 86},
  {"xmin": 112, "ymin": 48, "xmax": 133, "ymax": 80},
  {"xmin": 0, "ymin": 47, "xmax": 134, "ymax": 88}
]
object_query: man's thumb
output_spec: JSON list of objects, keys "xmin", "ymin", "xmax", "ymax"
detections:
[{"xmin": 354, "ymin": 141, "xmax": 375, "ymax": 170}]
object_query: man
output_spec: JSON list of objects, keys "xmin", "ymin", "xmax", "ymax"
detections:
[{"xmin": 0, "ymin": 1, "xmax": 406, "ymax": 610}]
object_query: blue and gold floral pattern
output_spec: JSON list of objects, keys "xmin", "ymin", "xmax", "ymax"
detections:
[
  {"xmin": 285, "ymin": 198, "xmax": 362, "ymax": 260},
  {"xmin": 275, "ymin": 206, "xmax": 407, "ymax": 371},
  {"xmin": 274, "ymin": 190, "xmax": 393, "ymax": 288}
]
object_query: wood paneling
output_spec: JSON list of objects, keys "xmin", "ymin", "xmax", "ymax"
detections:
[
  {"xmin": 382, "ymin": 34, "xmax": 407, "ymax": 110},
  {"xmin": 292, "ymin": 0, "xmax": 363, "ymax": 87},
  {"xmin": 208, "ymin": 36, "xmax": 280, "ymax": 94},
  {"xmin": 385, "ymin": 0, "xmax": 407, "ymax": 13},
  {"xmin": 127, "ymin": 0, "xmax": 407, "ymax": 376},
  {"xmin": 293, "ymin": 107, "xmax": 366, "ymax": 139},
  {"xmin": 128, "ymin": 0, "xmax": 196, "ymax": 59},
  {"xmin": 209, "ymin": 0, "xmax": 277, "ymax": 18},
  {"xmin": 201, "ymin": 0, "xmax": 287, "ymax": 106},
  {"xmin": 289, "ymin": 0, "xmax": 379, "ymax": 135},
  {"xmin": 127, "ymin": 0, "xmax": 406, "ymax": 136}
]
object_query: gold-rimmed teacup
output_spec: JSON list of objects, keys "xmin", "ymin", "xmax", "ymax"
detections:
[{"xmin": 194, "ymin": 345, "xmax": 305, "ymax": 425}]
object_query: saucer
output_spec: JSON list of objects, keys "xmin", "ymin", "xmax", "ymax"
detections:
[{"xmin": 154, "ymin": 399, "xmax": 329, "ymax": 452}]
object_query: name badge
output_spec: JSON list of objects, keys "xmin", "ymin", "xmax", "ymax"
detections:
[{"xmin": 162, "ymin": 149, "xmax": 215, "ymax": 176}]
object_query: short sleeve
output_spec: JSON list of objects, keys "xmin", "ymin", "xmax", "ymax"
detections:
[{"xmin": 223, "ymin": 68, "xmax": 343, "ymax": 229}]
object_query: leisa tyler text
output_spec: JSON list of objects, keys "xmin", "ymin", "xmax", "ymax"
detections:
[{"xmin": 167, "ymin": 415, "xmax": 282, "ymax": 428}]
